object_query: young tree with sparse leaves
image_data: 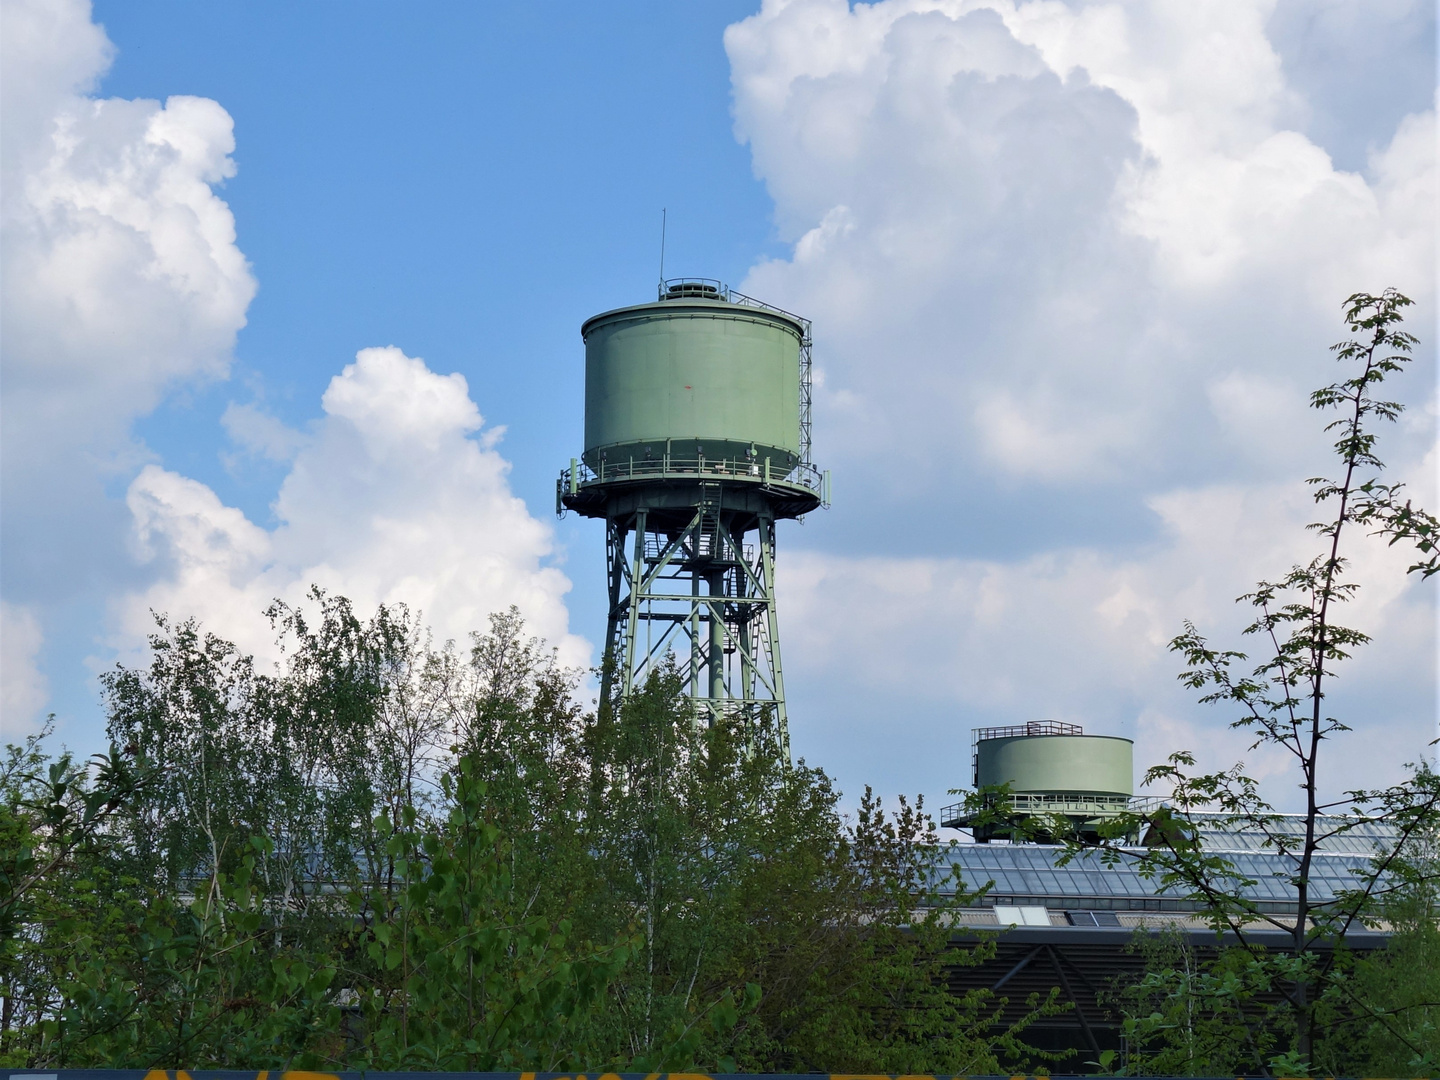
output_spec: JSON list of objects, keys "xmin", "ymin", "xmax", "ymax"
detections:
[{"xmin": 1074, "ymin": 289, "xmax": 1440, "ymax": 1076}]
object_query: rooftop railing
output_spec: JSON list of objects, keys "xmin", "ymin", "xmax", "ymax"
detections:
[
  {"xmin": 970, "ymin": 720, "xmax": 1086, "ymax": 787},
  {"xmin": 973, "ymin": 720, "xmax": 1084, "ymax": 741}
]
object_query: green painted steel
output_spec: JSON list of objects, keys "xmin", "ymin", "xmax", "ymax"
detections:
[
  {"xmin": 976, "ymin": 735, "xmax": 1133, "ymax": 797},
  {"xmin": 560, "ymin": 282, "xmax": 828, "ymax": 760},
  {"xmin": 601, "ymin": 495, "xmax": 790, "ymax": 756},
  {"xmin": 581, "ymin": 299, "xmax": 803, "ymax": 472}
]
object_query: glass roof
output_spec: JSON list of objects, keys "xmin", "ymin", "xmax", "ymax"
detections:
[
  {"xmin": 1184, "ymin": 812, "xmax": 1399, "ymax": 856},
  {"xmin": 934, "ymin": 837, "xmax": 1393, "ymax": 910}
]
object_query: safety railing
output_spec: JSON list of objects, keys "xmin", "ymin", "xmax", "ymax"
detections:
[
  {"xmin": 974, "ymin": 720, "xmax": 1084, "ymax": 741},
  {"xmin": 939, "ymin": 792, "xmax": 1153, "ymax": 830},
  {"xmin": 659, "ymin": 277, "xmax": 728, "ymax": 301},
  {"xmin": 659, "ymin": 278, "xmax": 806, "ymax": 326},
  {"xmin": 970, "ymin": 721, "xmax": 1085, "ymax": 787},
  {"xmin": 557, "ymin": 455, "xmax": 829, "ymax": 511}
]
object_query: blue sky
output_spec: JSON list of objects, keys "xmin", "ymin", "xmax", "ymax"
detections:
[
  {"xmin": 94, "ymin": 0, "xmax": 783, "ymax": 598},
  {"xmin": 98, "ymin": 1, "xmax": 778, "ymax": 505},
  {"xmin": 3, "ymin": 0, "xmax": 1435, "ymax": 812},
  {"xmin": 103, "ymin": 0, "xmax": 794, "ymax": 691}
]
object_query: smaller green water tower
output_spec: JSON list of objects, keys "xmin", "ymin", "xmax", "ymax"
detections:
[{"xmin": 942, "ymin": 721, "xmax": 1135, "ymax": 842}]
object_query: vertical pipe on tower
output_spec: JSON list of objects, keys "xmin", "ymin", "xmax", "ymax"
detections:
[
  {"xmin": 689, "ymin": 563, "xmax": 701, "ymax": 705},
  {"xmin": 623, "ymin": 509, "xmax": 647, "ymax": 698},
  {"xmin": 708, "ymin": 568, "xmax": 725, "ymax": 707},
  {"xmin": 738, "ymin": 521, "xmax": 754, "ymax": 704},
  {"xmin": 759, "ymin": 513, "xmax": 789, "ymax": 756}
]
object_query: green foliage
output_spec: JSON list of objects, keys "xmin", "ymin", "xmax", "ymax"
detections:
[
  {"xmin": 0, "ymin": 722, "xmax": 148, "ymax": 942},
  {"xmin": 1105, "ymin": 927, "xmax": 1309, "ymax": 1076},
  {"xmin": 350, "ymin": 761, "xmax": 629, "ymax": 1070},
  {"xmin": 1337, "ymin": 874, "xmax": 1440, "ymax": 1074},
  {"xmin": 2, "ymin": 601, "xmax": 1029, "ymax": 1071},
  {"xmin": 1109, "ymin": 880, "xmax": 1440, "ymax": 1078},
  {"xmin": 40, "ymin": 842, "xmax": 340, "ymax": 1067},
  {"xmin": 579, "ymin": 666, "xmax": 1036, "ymax": 1072}
]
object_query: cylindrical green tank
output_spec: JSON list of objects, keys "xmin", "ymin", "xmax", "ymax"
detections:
[
  {"xmin": 581, "ymin": 297, "xmax": 803, "ymax": 472},
  {"xmin": 976, "ymin": 735, "xmax": 1133, "ymax": 797}
]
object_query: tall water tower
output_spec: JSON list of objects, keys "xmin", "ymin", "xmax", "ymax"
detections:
[{"xmin": 557, "ymin": 279, "xmax": 829, "ymax": 750}]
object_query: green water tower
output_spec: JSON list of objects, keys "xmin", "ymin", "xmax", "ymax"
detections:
[
  {"xmin": 558, "ymin": 279, "xmax": 830, "ymax": 748},
  {"xmin": 941, "ymin": 721, "xmax": 1135, "ymax": 842}
]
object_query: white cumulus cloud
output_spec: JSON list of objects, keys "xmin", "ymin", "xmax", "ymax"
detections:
[
  {"xmin": 3, "ymin": 3, "xmax": 584, "ymax": 736},
  {"xmin": 116, "ymin": 347, "xmax": 587, "ymax": 673},
  {"xmin": 1, "ymin": 0, "xmax": 254, "ymax": 488},
  {"xmin": 727, "ymin": 0, "xmax": 1433, "ymax": 488},
  {"xmin": 725, "ymin": 0, "xmax": 1437, "ymax": 806},
  {"xmin": 781, "ymin": 473, "xmax": 1437, "ymax": 809},
  {"xmin": 0, "ymin": 0, "xmax": 256, "ymax": 722},
  {"xmin": 1, "ymin": 602, "xmax": 49, "ymax": 739}
]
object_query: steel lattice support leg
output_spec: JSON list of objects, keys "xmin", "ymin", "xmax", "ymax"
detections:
[
  {"xmin": 757, "ymin": 512, "xmax": 790, "ymax": 759},
  {"xmin": 599, "ymin": 515, "xmax": 629, "ymax": 712},
  {"xmin": 602, "ymin": 500, "xmax": 790, "ymax": 758}
]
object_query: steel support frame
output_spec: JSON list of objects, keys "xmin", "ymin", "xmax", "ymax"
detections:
[{"xmin": 600, "ymin": 496, "xmax": 789, "ymax": 756}]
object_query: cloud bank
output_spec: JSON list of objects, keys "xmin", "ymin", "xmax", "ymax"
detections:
[
  {"xmin": 1, "ymin": 1, "xmax": 583, "ymax": 736},
  {"xmin": 1, "ymin": 0, "xmax": 257, "ymax": 734},
  {"xmin": 725, "ymin": 0, "xmax": 1437, "ymax": 806},
  {"xmin": 118, "ymin": 346, "xmax": 586, "ymax": 672}
]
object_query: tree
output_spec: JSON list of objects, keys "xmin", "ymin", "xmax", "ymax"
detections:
[
  {"xmin": 576, "ymin": 664, "xmax": 1047, "ymax": 1072},
  {"xmin": 1336, "ymin": 841, "xmax": 1440, "ymax": 1072},
  {"xmin": 6, "ymin": 596, "xmax": 1052, "ymax": 1071},
  {"xmin": 1079, "ymin": 289, "xmax": 1440, "ymax": 1075},
  {"xmin": 346, "ymin": 758, "xmax": 631, "ymax": 1071}
]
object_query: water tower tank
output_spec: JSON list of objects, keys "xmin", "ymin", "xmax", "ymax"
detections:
[
  {"xmin": 581, "ymin": 296, "xmax": 803, "ymax": 474},
  {"xmin": 943, "ymin": 721, "xmax": 1135, "ymax": 842},
  {"xmin": 976, "ymin": 733, "xmax": 1133, "ymax": 798}
]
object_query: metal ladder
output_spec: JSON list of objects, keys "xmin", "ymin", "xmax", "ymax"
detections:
[{"xmin": 697, "ymin": 480, "xmax": 723, "ymax": 559}]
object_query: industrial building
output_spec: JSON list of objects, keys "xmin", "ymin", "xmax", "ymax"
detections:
[{"xmin": 935, "ymin": 721, "xmax": 1398, "ymax": 1056}]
